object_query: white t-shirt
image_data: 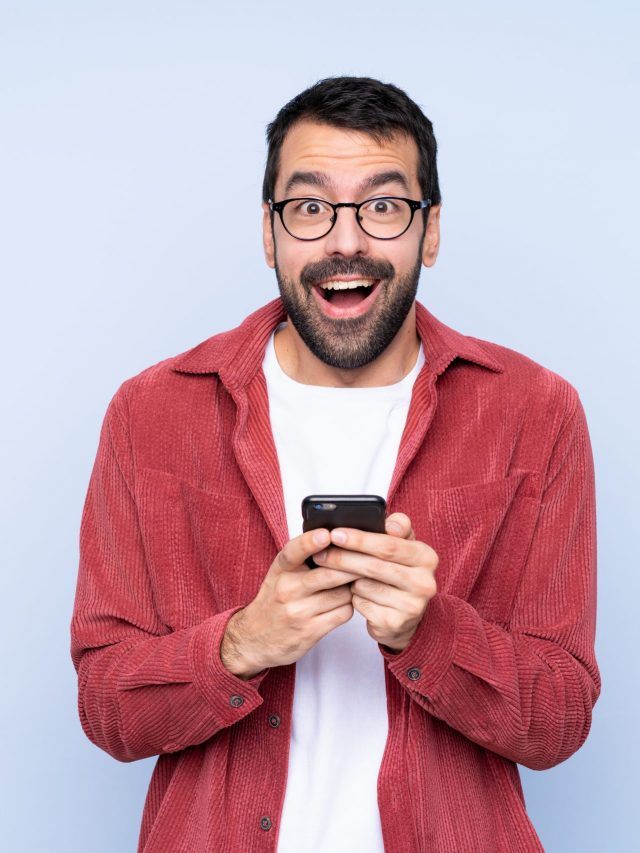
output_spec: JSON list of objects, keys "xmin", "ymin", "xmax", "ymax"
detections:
[{"xmin": 262, "ymin": 323, "xmax": 425, "ymax": 853}]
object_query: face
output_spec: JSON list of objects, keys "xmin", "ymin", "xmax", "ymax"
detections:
[{"xmin": 262, "ymin": 119, "xmax": 441, "ymax": 369}]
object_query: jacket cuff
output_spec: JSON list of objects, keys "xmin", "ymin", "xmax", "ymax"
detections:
[
  {"xmin": 378, "ymin": 592, "xmax": 458, "ymax": 697},
  {"xmin": 188, "ymin": 606, "xmax": 270, "ymax": 727}
]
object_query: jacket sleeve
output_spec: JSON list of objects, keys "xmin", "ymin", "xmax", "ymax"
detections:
[
  {"xmin": 70, "ymin": 385, "xmax": 269, "ymax": 763},
  {"xmin": 379, "ymin": 389, "xmax": 601, "ymax": 771}
]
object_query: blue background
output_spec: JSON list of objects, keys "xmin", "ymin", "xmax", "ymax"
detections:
[{"xmin": 1, "ymin": 1, "xmax": 637, "ymax": 850}]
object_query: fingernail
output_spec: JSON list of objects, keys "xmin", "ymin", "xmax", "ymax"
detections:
[
  {"xmin": 313, "ymin": 530, "xmax": 329, "ymax": 546},
  {"xmin": 387, "ymin": 520, "xmax": 402, "ymax": 533},
  {"xmin": 332, "ymin": 529, "xmax": 347, "ymax": 544},
  {"xmin": 315, "ymin": 549, "xmax": 327, "ymax": 562}
]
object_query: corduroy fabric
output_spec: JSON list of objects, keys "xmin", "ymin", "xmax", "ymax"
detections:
[{"xmin": 70, "ymin": 297, "xmax": 600, "ymax": 852}]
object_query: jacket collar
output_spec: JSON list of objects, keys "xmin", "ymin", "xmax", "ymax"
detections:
[{"xmin": 171, "ymin": 296, "xmax": 504, "ymax": 386}]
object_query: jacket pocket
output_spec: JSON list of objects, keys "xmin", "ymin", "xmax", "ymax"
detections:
[
  {"xmin": 134, "ymin": 467, "xmax": 254, "ymax": 629},
  {"xmin": 415, "ymin": 469, "xmax": 542, "ymax": 623}
]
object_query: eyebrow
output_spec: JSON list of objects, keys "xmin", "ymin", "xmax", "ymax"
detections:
[{"xmin": 282, "ymin": 169, "xmax": 412, "ymax": 198}]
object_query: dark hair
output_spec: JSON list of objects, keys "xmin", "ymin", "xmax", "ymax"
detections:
[{"xmin": 262, "ymin": 76, "xmax": 441, "ymax": 228}]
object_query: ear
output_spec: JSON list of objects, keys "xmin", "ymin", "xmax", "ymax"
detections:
[
  {"xmin": 262, "ymin": 202, "xmax": 276, "ymax": 269},
  {"xmin": 421, "ymin": 203, "xmax": 441, "ymax": 268}
]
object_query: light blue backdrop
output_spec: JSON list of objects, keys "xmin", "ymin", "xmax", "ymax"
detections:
[{"xmin": 1, "ymin": 1, "xmax": 637, "ymax": 850}]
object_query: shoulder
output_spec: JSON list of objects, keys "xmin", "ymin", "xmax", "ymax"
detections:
[
  {"xmin": 104, "ymin": 335, "xmax": 226, "ymax": 430},
  {"xmin": 465, "ymin": 331, "xmax": 583, "ymax": 432},
  {"xmin": 417, "ymin": 301, "xmax": 581, "ymax": 428},
  {"xmin": 110, "ymin": 297, "xmax": 286, "ymax": 416}
]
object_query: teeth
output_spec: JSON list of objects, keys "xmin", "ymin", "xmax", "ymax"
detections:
[{"xmin": 319, "ymin": 279, "xmax": 376, "ymax": 290}]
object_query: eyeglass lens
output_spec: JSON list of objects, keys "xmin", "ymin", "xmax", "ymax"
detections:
[{"xmin": 282, "ymin": 198, "xmax": 413, "ymax": 239}]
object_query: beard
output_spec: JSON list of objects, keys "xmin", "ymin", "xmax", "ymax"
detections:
[{"xmin": 273, "ymin": 241, "xmax": 424, "ymax": 370}]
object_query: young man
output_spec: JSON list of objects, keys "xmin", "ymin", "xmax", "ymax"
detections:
[{"xmin": 70, "ymin": 76, "xmax": 600, "ymax": 852}]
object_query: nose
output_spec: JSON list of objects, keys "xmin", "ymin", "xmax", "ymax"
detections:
[{"xmin": 322, "ymin": 204, "xmax": 370, "ymax": 256}]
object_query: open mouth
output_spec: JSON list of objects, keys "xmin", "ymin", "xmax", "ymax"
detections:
[{"xmin": 312, "ymin": 278, "xmax": 382, "ymax": 318}]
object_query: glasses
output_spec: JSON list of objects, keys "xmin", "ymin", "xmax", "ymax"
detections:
[{"xmin": 268, "ymin": 196, "xmax": 432, "ymax": 241}]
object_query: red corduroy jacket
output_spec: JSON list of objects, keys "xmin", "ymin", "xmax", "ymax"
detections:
[{"xmin": 70, "ymin": 297, "xmax": 600, "ymax": 852}]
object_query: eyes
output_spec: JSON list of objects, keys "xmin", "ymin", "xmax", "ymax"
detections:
[
  {"xmin": 293, "ymin": 198, "xmax": 402, "ymax": 217},
  {"xmin": 278, "ymin": 195, "xmax": 417, "ymax": 240}
]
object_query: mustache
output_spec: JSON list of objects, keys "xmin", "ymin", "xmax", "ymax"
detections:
[{"xmin": 300, "ymin": 259, "xmax": 395, "ymax": 288}]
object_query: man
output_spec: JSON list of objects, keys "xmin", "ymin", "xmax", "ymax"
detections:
[{"xmin": 70, "ymin": 76, "xmax": 600, "ymax": 852}]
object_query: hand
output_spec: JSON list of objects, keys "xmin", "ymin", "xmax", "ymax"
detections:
[
  {"xmin": 313, "ymin": 513, "xmax": 438, "ymax": 652},
  {"xmin": 221, "ymin": 528, "xmax": 361, "ymax": 678}
]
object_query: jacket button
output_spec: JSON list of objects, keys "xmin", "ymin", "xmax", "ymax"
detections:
[
  {"xmin": 407, "ymin": 667, "xmax": 421, "ymax": 681},
  {"xmin": 260, "ymin": 816, "xmax": 272, "ymax": 831},
  {"xmin": 268, "ymin": 713, "xmax": 281, "ymax": 728},
  {"xmin": 229, "ymin": 694, "xmax": 245, "ymax": 707}
]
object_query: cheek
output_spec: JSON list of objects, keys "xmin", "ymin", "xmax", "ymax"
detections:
[
  {"xmin": 385, "ymin": 245, "xmax": 419, "ymax": 278},
  {"xmin": 278, "ymin": 246, "xmax": 316, "ymax": 281}
]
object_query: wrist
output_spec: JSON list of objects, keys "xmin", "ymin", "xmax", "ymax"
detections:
[{"xmin": 220, "ymin": 608, "xmax": 264, "ymax": 680}]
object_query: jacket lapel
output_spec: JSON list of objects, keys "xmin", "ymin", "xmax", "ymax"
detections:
[
  {"xmin": 386, "ymin": 302, "xmax": 504, "ymax": 507},
  {"xmin": 386, "ymin": 365, "xmax": 439, "ymax": 508},
  {"xmin": 227, "ymin": 371, "xmax": 289, "ymax": 552},
  {"xmin": 172, "ymin": 298, "xmax": 290, "ymax": 551}
]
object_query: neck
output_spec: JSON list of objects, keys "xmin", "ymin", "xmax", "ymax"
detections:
[{"xmin": 273, "ymin": 303, "xmax": 420, "ymax": 388}]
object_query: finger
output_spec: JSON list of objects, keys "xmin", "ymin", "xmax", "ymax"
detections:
[
  {"xmin": 277, "ymin": 528, "xmax": 331, "ymax": 572},
  {"xmin": 315, "ymin": 546, "xmax": 416, "ymax": 592},
  {"xmin": 302, "ymin": 566, "xmax": 361, "ymax": 594},
  {"xmin": 350, "ymin": 577, "xmax": 419, "ymax": 612},
  {"xmin": 329, "ymin": 526, "xmax": 426, "ymax": 567},
  {"xmin": 385, "ymin": 512, "xmax": 416, "ymax": 540},
  {"xmin": 351, "ymin": 593, "xmax": 398, "ymax": 627}
]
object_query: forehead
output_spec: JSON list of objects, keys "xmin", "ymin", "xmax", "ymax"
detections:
[{"xmin": 276, "ymin": 119, "xmax": 420, "ymax": 195}]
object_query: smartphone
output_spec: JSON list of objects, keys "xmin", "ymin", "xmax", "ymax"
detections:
[{"xmin": 301, "ymin": 494, "xmax": 387, "ymax": 568}]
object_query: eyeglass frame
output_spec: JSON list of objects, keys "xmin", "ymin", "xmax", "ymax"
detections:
[{"xmin": 267, "ymin": 195, "xmax": 432, "ymax": 241}]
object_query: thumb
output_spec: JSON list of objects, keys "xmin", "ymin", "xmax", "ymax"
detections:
[{"xmin": 385, "ymin": 512, "xmax": 415, "ymax": 540}]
